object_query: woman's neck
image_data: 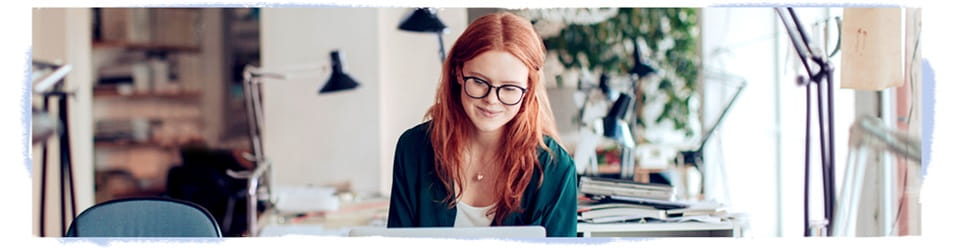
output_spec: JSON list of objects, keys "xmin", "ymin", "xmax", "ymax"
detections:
[{"xmin": 470, "ymin": 128, "xmax": 502, "ymax": 153}]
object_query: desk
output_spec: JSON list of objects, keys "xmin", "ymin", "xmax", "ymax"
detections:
[
  {"xmin": 257, "ymin": 196, "xmax": 390, "ymax": 237},
  {"xmin": 257, "ymin": 197, "xmax": 742, "ymax": 238},
  {"xmin": 578, "ymin": 221, "xmax": 742, "ymax": 237}
]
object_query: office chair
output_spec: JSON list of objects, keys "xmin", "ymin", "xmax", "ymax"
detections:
[{"xmin": 65, "ymin": 197, "xmax": 222, "ymax": 237}]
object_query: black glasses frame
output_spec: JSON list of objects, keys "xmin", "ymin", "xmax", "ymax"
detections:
[{"xmin": 461, "ymin": 76, "xmax": 528, "ymax": 105}]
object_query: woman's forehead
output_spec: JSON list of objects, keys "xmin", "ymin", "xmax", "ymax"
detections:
[{"xmin": 461, "ymin": 51, "xmax": 529, "ymax": 86}]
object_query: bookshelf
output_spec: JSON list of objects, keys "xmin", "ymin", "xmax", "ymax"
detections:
[
  {"xmin": 91, "ymin": 8, "xmax": 219, "ymax": 204},
  {"xmin": 92, "ymin": 40, "xmax": 201, "ymax": 53},
  {"xmin": 93, "ymin": 85, "xmax": 202, "ymax": 98}
]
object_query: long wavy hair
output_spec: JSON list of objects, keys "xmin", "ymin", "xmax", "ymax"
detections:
[{"xmin": 425, "ymin": 12, "xmax": 561, "ymax": 225}]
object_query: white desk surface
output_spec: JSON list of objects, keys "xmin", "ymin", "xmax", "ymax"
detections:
[
  {"xmin": 578, "ymin": 221, "xmax": 735, "ymax": 232},
  {"xmin": 577, "ymin": 220, "xmax": 742, "ymax": 238}
]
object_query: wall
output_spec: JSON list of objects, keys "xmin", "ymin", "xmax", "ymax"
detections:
[
  {"xmin": 262, "ymin": 8, "xmax": 382, "ymax": 194},
  {"xmin": 31, "ymin": 8, "xmax": 94, "ymax": 237},
  {"xmin": 377, "ymin": 8, "xmax": 468, "ymax": 196},
  {"xmin": 262, "ymin": 8, "xmax": 467, "ymax": 195},
  {"xmin": 700, "ymin": 8, "xmax": 780, "ymax": 237}
]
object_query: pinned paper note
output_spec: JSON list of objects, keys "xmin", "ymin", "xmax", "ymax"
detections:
[{"xmin": 841, "ymin": 8, "xmax": 903, "ymax": 90}]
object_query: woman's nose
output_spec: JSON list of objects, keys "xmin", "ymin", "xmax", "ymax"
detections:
[{"xmin": 483, "ymin": 88, "xmax": 500, "ymax": 105}]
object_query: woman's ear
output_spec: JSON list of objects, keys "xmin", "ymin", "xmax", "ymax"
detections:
[{"xmin": 454, "ymin": 68, "xmax": 463, "ymax": 86}]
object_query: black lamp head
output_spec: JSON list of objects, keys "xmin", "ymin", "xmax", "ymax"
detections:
[
  {"xmin": 319, "ymin": 50, "xmax": 360, "ymax": 94},
  {"xmin": 603, "ymin": 93, "xmax": 633, "ymax": 140},
  {"xmin": 398, "ymin": 8, "xmax": 447, "ymax": 33},
  {"xmin": 630, "ymin": 38, "xmax": 656, "ymax": 79}
]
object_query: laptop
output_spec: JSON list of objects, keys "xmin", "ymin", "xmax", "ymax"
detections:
[{"xmin": 347, "ymin": 226, "xmax": 546, "ymax": 238}]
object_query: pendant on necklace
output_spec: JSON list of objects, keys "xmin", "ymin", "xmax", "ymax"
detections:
[{"xmin": 476, "ymin": 174, "xmax": 484, "ymax": 181}]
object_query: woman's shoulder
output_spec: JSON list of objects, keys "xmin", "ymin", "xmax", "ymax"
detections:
[
  {"xmin": 398, "ymin": 121, "xmax": 432, "ymax": 146},
  {"xmin": 538, "ymin": 135, "xmax": 575, "ymax": 174}
]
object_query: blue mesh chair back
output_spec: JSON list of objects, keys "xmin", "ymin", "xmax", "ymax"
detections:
[{"xmin": 65, "ymin": 197, "xmax": 222, "ymax": 237}]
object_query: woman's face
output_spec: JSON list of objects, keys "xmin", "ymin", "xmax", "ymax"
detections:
[{"xmin": 459, "ymin": 50, "xmax": 530, "ymax": 135}]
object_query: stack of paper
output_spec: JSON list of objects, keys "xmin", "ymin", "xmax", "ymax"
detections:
[
  {"xmin": 578, "ymin": 202, "xmax": 668, "ymax": 223},
  {"xmin": 579, "ymin": 176, "xmax": 676, "ymax": 201}
]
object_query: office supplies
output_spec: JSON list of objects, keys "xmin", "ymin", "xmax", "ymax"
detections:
[{"xmin": 348, "ymin": 226, "xmax": 546, "ymax": 238}]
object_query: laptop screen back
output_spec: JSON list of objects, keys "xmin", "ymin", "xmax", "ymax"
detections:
[{"xmin": 347, "ymin": 226, "xmax": 547, "ymax": 238}]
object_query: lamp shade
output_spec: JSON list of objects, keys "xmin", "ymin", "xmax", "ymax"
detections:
[
  {"xmin": 630, "ymin": 38, "xmax": 656, "ymax": 79},
  {"xmin": 319, "ymin": 50, "xmax": 360, "ymax": 94},
  {"xmin": 398, "ymin": 8, "xmax": 447, "ymax": 33},
  {"xmin": 603, "ymin": 93, "xmax": 633, "ymax": 140},
  {"xmin": 840, "ymin": 8, "xmax": 903, "ymax": 90}
]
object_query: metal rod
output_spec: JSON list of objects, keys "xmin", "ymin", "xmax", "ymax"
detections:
[
  {"xmin": 816, "ymin": 81, "xmax": 831, "ymax": 233},
  {"xmin": 788, "ymin": 8, "xmax": 818, "ymax": 61},
  {"xmin": 38, "ymin": 95, "xmax": 50, "ymax": 237},
  {"xmin": 804, "ymin": 82, "xmax": 812, "ymax": 237},
  {"xmin": 247, "ymin": 172, "xmax": 259, "ymax": 236},
  {"xmin": 437, "ymin": 32, "xmax": 446, "ymax": 62},
  {"xmin": 58, "ymin": 92, "xmax": 78, "ymax": 234},
  {"xmin": 775, "ymin": 8, "xmax": 816, "ymax": 81},
  {"xmin": 824, "ymin": 63, "xmax": 837, "ymax": 229}
]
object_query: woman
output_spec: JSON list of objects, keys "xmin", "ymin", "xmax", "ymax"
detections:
[{"xmin": 387, "ymin": 12, "xmax": 577, "ymax": 237}]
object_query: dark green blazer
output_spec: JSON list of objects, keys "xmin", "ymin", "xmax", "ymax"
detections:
[{"xmin": 387, "ymin": 122, "xmax": 578, "ymax": 237}]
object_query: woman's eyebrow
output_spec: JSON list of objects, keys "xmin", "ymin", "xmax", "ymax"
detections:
[{"xmin": 463, "ymin": 71, "xmax": 525, "ymax": 86}]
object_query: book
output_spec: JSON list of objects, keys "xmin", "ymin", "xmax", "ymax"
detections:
[
  {"xmin": 665, "ymin": 200, "xmax": 725, "ymax": 216},
  {"xmin": 587, "ymin": 194, "xmax": 690, "ymax": 210},
  {"xmin": 578, "ymin": 203, "xmax": 669, "ymax": 223},
  {"xmin": 579, "ymin": 176, "xmax": 676, "ymax": 201}
]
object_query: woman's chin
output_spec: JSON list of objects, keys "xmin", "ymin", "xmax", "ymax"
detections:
[{"xmin": 470, "ymin": 119, "xmax": 505, "ymax": 133}]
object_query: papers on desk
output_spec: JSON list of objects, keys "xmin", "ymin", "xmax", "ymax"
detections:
[
  {"xmin": 579, "ymin": 176, "xmax": 676, "ymax": 201},
  {"xmin": 578, "ymin": 203, "xmax": 668, "ymax": 223},
  {"xmin": 578, "ymin": 195, "xmax": 727, "ymax": 224},
  {"xmin": 272, "ymin": 184, "xmax": 340, "ymax": 214}
]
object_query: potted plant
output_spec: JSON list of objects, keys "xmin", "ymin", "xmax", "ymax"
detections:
[{"xmin": 540, "ymin": 8, "xmax": 701, "ymax": 144}]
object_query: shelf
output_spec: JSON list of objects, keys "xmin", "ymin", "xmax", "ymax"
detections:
[
  {"xmin": 94, "ymin": 140, "xmax": 180, "ymax": 150},
  {"xmin": 93, "ymin": 86, "xmax": 202, "ymax": 99},
  {"xmin": 93, "ymin": 40, "xmax": 200, "ymax": 53}
]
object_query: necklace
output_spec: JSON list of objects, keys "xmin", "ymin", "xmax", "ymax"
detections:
[{"xmin": 476, "ymin": 174, "xmax": 484, "ymax": 181}]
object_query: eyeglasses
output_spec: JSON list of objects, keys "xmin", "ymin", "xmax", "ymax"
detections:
[{"xmin": 461, "ymin": 76, "xmax": 528, "ymax": 105}]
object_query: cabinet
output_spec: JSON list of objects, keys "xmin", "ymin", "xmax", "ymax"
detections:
[{"xmin": 90, "ymin": 8, "xmax": 215, "ymax": 204}]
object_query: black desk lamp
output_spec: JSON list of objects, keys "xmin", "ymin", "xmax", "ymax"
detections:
[
  {"xmin": 602, "ymin": 93, "xmax": 637, "ymax": 180},
  {"xmin": 775, "ymin": 7, "xmax": 838, "ymax": 237},
  {"xmin": 32, "ymin": 61, "xmax": 76, "ymax": 236},
  {"xmin": 318, "ymin": 51, "xmax": 361, "ymax": 94},
  {"xmin": 630, "ymin": 37, "xmax": 656, "ymax": 80},
  {"xmin": 398, "ymin": 8, "xmax": 448, "ymax": 62},
  {"xmin": 232, "ymin": 50, "xmax": 360, "ymax": 236}
]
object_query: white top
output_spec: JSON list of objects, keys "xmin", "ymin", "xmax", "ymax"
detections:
[{"xmin": 454, "ymin": 201, "xmax": 494, "ymax": 227}]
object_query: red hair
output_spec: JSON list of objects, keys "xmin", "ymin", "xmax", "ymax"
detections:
[{"xmin": 425, "ymin": 12, "xmax": 561, "ymax": 225}]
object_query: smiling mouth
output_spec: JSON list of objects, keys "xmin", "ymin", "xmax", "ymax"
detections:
[{"xmin": 477, "ymin": 106, "xmax": 500, "ymax": 118}]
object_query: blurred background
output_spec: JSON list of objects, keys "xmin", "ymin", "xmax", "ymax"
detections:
[{"xmin": 31, "ymin": 7, "xmax": 923, "ymax": 238}]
